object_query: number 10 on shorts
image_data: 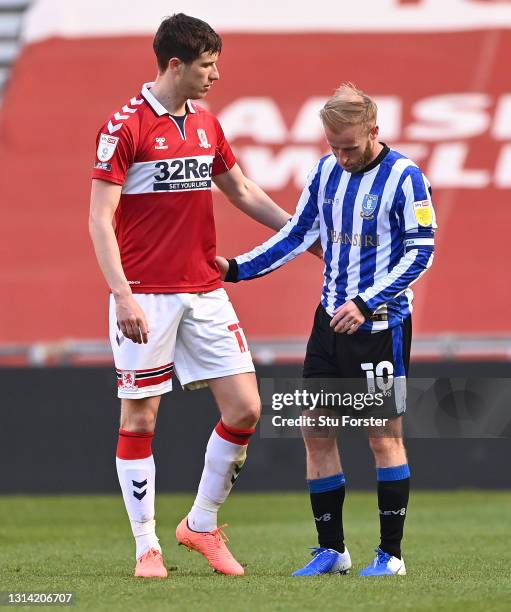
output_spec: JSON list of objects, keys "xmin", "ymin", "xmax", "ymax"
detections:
[{"xmin": 361, "ymin": 361, "xmax": 394, "ymax": 394}]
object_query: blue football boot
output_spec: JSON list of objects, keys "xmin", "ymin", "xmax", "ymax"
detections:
[
  {"xmin": 359, "ymin": 547, "xmax": 406, "ymax": 576},
  {"xmin": 292, "ymin": 547, "xmax": 351, "ymax": 576}
]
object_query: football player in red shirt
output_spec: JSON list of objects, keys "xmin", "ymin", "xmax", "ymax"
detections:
[{"xmin": 89, "ymin": 13, "xmax": 292, "ymax": 578}]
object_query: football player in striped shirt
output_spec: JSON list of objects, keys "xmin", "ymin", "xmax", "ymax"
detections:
[{"xmin": 219, "ymin": 83, "xmax": 436, "ymax": 577}]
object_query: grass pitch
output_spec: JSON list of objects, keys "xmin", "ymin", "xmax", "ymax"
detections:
[{"xmin": 0, "ymin": 491, "xmax": 510, "ymax": 611}]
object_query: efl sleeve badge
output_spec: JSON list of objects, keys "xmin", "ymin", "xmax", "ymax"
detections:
[
  {"xmin": 413, "ymin": 199, "xmax": 433, "ymax": 226},
  {"xmin": 97, "ymin": 133, "xmax": 120, "ymax": 162}
]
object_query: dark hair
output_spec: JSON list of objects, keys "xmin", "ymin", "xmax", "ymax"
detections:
[{"xmin": 153, "ymin": 13, "xmax": 222, "ymax": 72}]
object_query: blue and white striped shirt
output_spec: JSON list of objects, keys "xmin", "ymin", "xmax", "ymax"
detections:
[{"xmin": 234, "ymin": 146, "xmax": 436, "ymax": 332}]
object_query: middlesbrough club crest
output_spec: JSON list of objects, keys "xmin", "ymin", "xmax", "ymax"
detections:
[
  {"xmin": 120, "ymin": 370, "xmax": 137, "ymax": 390},
  {"xmin": 197, "ymin": 129, "xmax": 211, "ymax": 149}
]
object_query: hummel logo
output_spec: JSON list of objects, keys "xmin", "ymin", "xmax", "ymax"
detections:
[
  {"xmin": 107, "ymin": 120, "xmax": 123, "ymax": 134},
  {"xmin": 231, "ymin": 464, "xmax": 243, "ymax": 485},
  {"xmin": 132, "ymin": 479, "xmax": 148, "ymax": 501},
  {"xmin": 155, "ymin": 137, "xmax": 168, "ymax": 150},
  {"xmin": 132, "ymin": 480, "xmax": 147, "ymax": 489}
]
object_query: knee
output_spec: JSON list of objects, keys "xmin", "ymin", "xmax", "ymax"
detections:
[
  {"xmin": 304, "ymin": 436, "xmax": 337, "ymax": 460},
  {"xmin": 369, "ymin": 435, "xmax": 404, "ymax": 458},
  {"xmin": 121, "ymin": 411, "xmax": 156, "ymax": 432},
  {"xmin": 231, "ymin": 399, "xmax": 261, "ymax": 429},
  {"xmin": 120, "ymin": 399, "xmax": 158, "ymax": 433}
]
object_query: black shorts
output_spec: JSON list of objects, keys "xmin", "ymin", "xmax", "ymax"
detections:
[{"xmin": 303, "ymin": 304, "xmax": 412, "ymax": 417}]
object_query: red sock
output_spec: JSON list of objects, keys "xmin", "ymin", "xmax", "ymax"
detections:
[
  {"xmin": 116, "ymin": 429, "xmax": 154, "ymax": 460},
  {"xmin": 214, "ymin": 420, "xmax": 255, "ymax": 446}
]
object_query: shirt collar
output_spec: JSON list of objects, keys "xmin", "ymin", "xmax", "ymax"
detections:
[
  {"xmin": 141, "ymin": 82, "xmax": 196, "ymax": 116},
  {"xmin": 359, "ymin": 143, "xmax": 390, "ymax": 174}
]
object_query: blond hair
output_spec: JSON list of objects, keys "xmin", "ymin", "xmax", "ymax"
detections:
[{"xmin": 320, "ymin": 82, "xmax": 377, "ymax": 132}]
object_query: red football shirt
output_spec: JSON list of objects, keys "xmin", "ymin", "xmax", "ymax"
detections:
[{"xmin": 92, "ymin": 82, "xmax": 236, "ymax": 293}]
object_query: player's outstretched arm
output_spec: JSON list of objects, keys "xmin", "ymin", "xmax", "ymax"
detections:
[
  {"xmin": 89, "ymin": 179, "xmax": 149, "ymax": 344},
  {"xmin": 219, "ymin": 159, "xmax": 324, "ymax": 283},
  {"xmin": 214, "ymin": 162, "xmax": 322, "ymax": 260},
  {"xmin": 213, "ymin": 163, "xmax": 290, "ymax": 231}
]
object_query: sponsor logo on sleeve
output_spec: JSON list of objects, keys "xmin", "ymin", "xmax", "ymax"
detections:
[
  {"xmin": 97, "ymin": 133, "xmax": 119, "ymax": 162},
  {"xmin": 94, "ymin": 161, "xmax": 112, "ymax": 171},
  {"xmin": 413, "ymin": 199, "xmax": 433, "ymax": 226}
]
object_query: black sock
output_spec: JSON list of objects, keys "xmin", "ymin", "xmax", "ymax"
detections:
[
  {"xmin": 376, "ymin": 464, "xmax": 410, "ymax": 559},
  {"xmin": 308, "ymin": 473, "xmax": 346, "ymax": 553}
]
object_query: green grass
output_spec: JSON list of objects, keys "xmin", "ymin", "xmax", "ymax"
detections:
[{"xmin": 0, "ymin": 492, "xmax": 510, "ymax": 611}]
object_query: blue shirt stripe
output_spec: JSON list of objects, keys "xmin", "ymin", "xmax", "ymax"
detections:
[
  {"xmin": 334, "ymin": 173, "xmax": 363, "ymax": 308},
  {"xmin": 321, "ymin": 162, "xmax": 343, "ymax": 308},
  {"xmin": 357, "ymin": 156, "xmax": 397, "ymax": 297}
]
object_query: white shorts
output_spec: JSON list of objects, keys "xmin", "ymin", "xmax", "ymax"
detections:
[{"xmin": 109, "ymin": 289, "xmax": 255, "ymax": 399}]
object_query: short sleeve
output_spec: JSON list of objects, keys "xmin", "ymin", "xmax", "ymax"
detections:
[
  {"xmin": 400, "ymin": 167, "xmax": 437, "ymax": 234},
  {"xmin": 211, "ymin": 117, "xmax": 236, "ymax": 176},
  {"xmin": 91, "ymin": 121, "xmax": 136, "ymax": 185}
]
